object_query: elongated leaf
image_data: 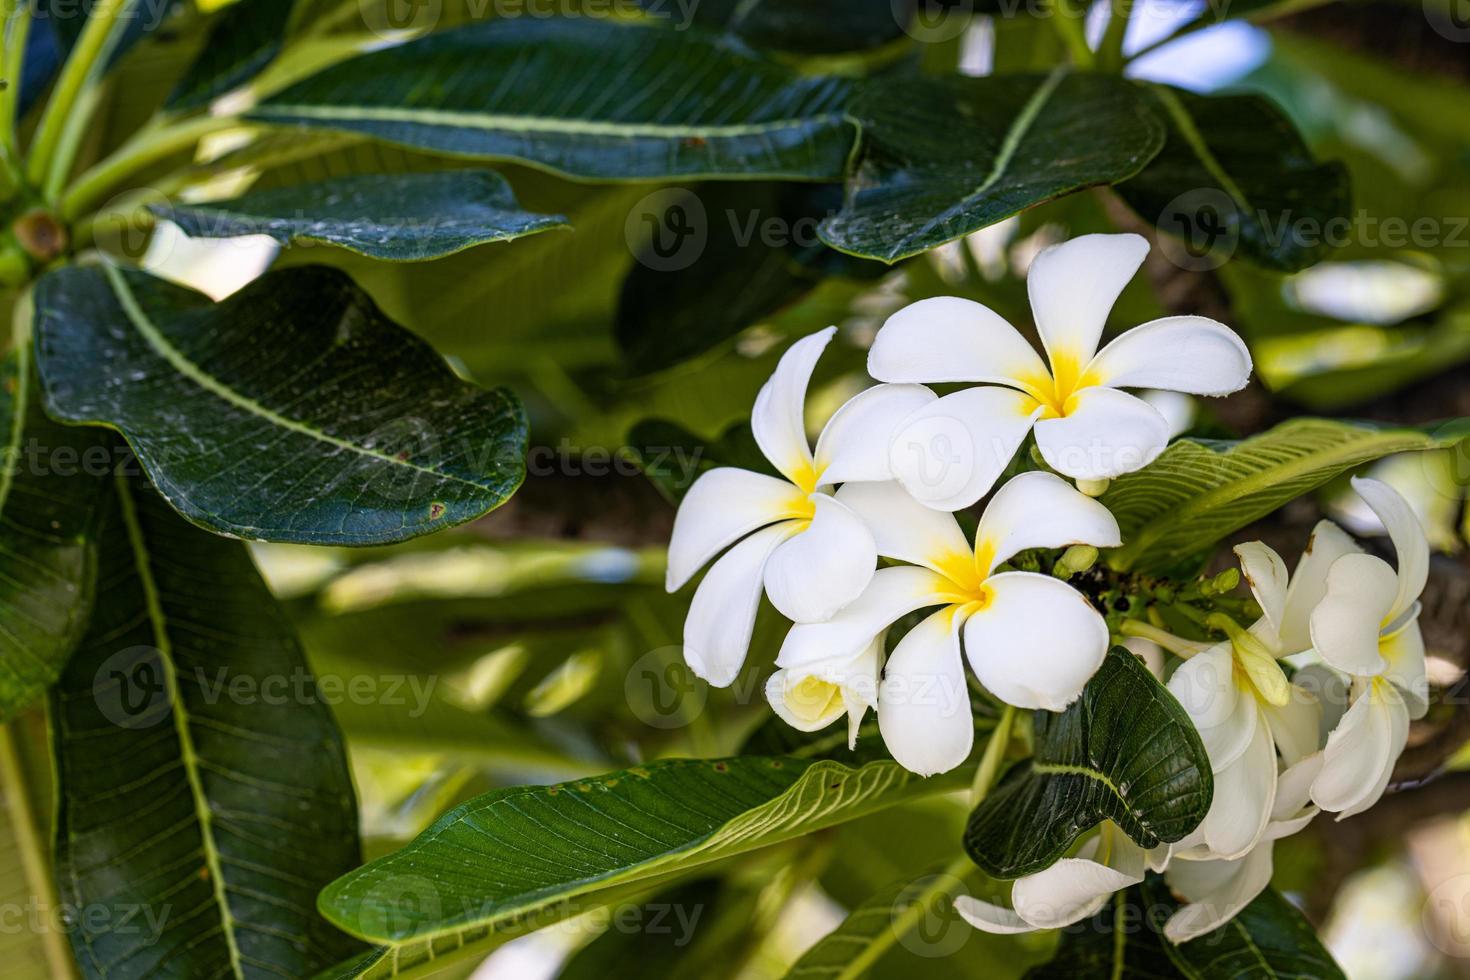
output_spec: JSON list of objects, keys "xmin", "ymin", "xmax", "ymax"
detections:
[
  {"xmin": 0, "ymin": 344, "xmax": 111, "ymax": 721},
  {"xmin": 35, "ymin": 264, "xmax": 527, "ymax": 546},
  {"xmin": 154, "ymin": 170, "xmax": 569, "ymax": 260},
  {"xmin": 167, "ymin": 0, "xmax": 294, "ymax": 109},
  {"xmin": 320, "ymin": 756, "xmax": 966, "ymax": 943},
  {"xmin": 1103, "ymin": 418, "xmax": 1469, "ymax": 573},
  {"xmin": 250, "ymin": 18, "xmax": 857, "ymax": 180},
  {"xmin": 1140, "ymin": 877, "xmax": 1346, "ymax": 979},
  {"xmin": 964, "ymin": 648, "xmax": 1212, "ymax": 879},
  {"xmin": 1025, "ymin": 887, "xmax": 1183, "ymax": 980},
  {"xmin": 819, "ymin": 71, "xmax": 1165, "ymax": 261},
  {"xmin": 51, "ymin": 475, "xmax": 362, "ymax": 978},
  {"xmin": 1116, "ymin": 86, "xmax": 1350, "ymax": 272}
]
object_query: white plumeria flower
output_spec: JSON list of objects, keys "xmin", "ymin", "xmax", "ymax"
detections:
[
  {"xmin": 770, "ymin": 471, "xmax": 1120, "ymax": 776},
  {"xmin": 666, "ymin": 327, "xmax": 935, "ymax": 687},
  {"xmin": 764, "ymin": 634, "xmax": 880, "ymax": 750},
  {"xmin": 955, "ymin": 822, "xmax": 1152, "ymax": 934},
  {"xmin": 1165, "ymin": 538, "xmax": 1331, "ymax": 860},
  {"xmin": 869, "ymin": 233, "xmax": 1252, "ymax": 510},
  {"xmin": 1309, "ymin": 477, "xmax": 1430, "ymax": 818},
  {"xmin": 1163, "ymin": 753, "xmax": 1323, "ymax": 943}
]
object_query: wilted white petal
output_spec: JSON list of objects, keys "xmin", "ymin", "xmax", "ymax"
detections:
[
  {"xmin": 1382, "ymin": 616, "xmax": 1428, "ymax": 719},
  {"xmin": 1234, "ymin": 541, "xmax": 1289, "ymax": 641},
  {"xmin": 778, "ymin": 566, "xmax": 949, "ymax": 672},
  {"xmin": 1312, "ymin": 681, "xmax": 1409, "ymax": 819},
  {"xmin": 1010, "ymin": 856, "xmax": 1139, "ymax": 930},
  {"xmin": 885, "ymin": 387, "xmax": 1042, "ymax": 511},
  {"xmin": 1169, "ymin": 645, "xmax": 1253, "ymax": 769},
  {"xmin": 1268, "ymin": 752, "xmax": 1324, "ymax": 835},
  {"xmin": 953, "ymin": 897, "xmax": 1035, "ymax": 935},
  {"xmin": 666, "ymin": 468, "xmax": 807, "ymax": 591},
  {"xmin": 1310, "ymin": 553, "xmax": 1398, "ymax": 676},
  {"xmin": 878, "ymin": 609, "xmax": 973, "ymax": 776},
  {"xmin": 1033, "ymin": 386, "xmax": 1170, "ymax": 480},
  {"xmin": 1164, "ymin": 845, "xmax": 1274, "ymax": 943},
  {"xmin": 763, "ymin": 496, "xmax": 876, "ymax": 623},
  {"xmin": 752, "ymin": 327, "xmax": 832, "ymax": 485},
  {"xmin": 1352, "ymin": 476, "xmax": 1429, "ymax": 621},
  {"xmin": 684, "ymin": 523, "xmax": 799, "ymax": 687},
  {"xmin": 812, "ymin": 383, "xmax": 937, "ymax": 486},
  {"xmin": 1027, "ymin": 232, "xmax": 1150, "ymax": 368},
  {"xmin": 973, "ymin": 471, "xmax": 1121, "ymax": 576},
  {"xmin": 1196, "ymin": 719, "xmax": 1275, "ymax": 860},
  {"xmin": 868, "ymin": 296, "xmax": 1047, "ymax": 387},
  {"xmin": 1278, "ymin": 520, "xmax": 1363, "ymax": 654},
  {"xmin": 1292, "ymin": 662, "xmax": 1352, "ymax": 742},
  {"xmin": 1086, "ymin": 316, "xmax": 1252, "ymax": 396},
  {"xmin": 1261, "ymin": 684, "xmax": 1321, "ymax": 767},
  {"xmin": 835, "ymin": 479, "xmax": 971, "ymax": 573},
  {"xmin": 963, "ymin": 572, "xmax": 1109, "ymax": 711}
]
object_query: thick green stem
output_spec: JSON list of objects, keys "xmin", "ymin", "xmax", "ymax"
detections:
[
  {"xmin": 1047, "ymin": 0, "xmax": 1095, "ymax": 69},
  {"xmin": 0, "ymin": 0, "xmax": 33, "ymax": 187},
  {"xmin": 26, "ymin": 0, "xmax": 130, "ymax": 187},
  {"xmin": 971, "ymin": 703, "xmax": 1018, "ymax": 805},
  {"xmin": 1097, "ymin": 0, "xmax": 1134, "ymax": 71},
  {"xmin": 60, "ymin": 112, "xmax": 240, "ymax": 220}
]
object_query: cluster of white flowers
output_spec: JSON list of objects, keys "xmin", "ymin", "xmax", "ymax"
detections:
[{"xmin": 664, "ymin": 232, "xmax": 1432, "ymax": 939}]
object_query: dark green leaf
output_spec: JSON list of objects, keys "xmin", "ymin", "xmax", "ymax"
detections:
[
  {"xmin": 250, "ymin": 18, "xmax": 858, "ymax": 180},
  {"xmin": 51, "ymin": 475, "xmax": 362, "ymax": 978},
  {"xmin": 1116, "ymin": 85, "xmax": 1351, "ymax": 272},
  {"xmin": 35, "ymin": 264, "xmax": 528, "ymax": 546},
  {"xmin": 167, "ymin": 0, "xmax": 294, "ymax": 109},
  {"xmin": 1102, "ymin": 418, "xmax": 1468, "ymax": 573},
  {"xmin": 1025, "ymin": 886, "xmax": 1184, "ymax": 980},
  {"xmin": 153, "ymin": 170, "xmax": 570, "ymax": 260},
  {"xmin": 626, "ymin": 418, "xmax": 775, "ymax": 503},
  {"xmin": 819, "ymin": 70, "xmax": 1165, "ymax": 262},
  {"xmin": 320, "ymin": 756, "xmax": 967, "ymax": 943},
  {"xmin": 0, "ymin": 344, "xmax": 111, "ymax": 721},
  {"xmin": 1141, "ymin": 877, "xmax": 1346, "ymax": 980},
  {"xmin": 964, "ymin": 648, "xmax": 1213, "ymax": 879},
  {"xmin": 617, "ymin": 182, "xmax": 885, "ymax": 374}
]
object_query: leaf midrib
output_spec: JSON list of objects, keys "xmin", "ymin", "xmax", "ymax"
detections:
[
  {"xmin": 114, "ymin": 473, "xmax": 245, "ymax": 978},
  {"xmin": 1150, "ymin": 84, "xmax": 1255, "ymax": 215},
  {"xmin": 103, "ymin": 265, "xmax": 487, "ymax": 492}
]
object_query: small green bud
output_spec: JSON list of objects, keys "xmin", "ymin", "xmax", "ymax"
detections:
[
  {"xmin": 1075, "ymin": 477, "xmax": 1110, "ymax": 497},
  {"xmin": 1212, "ymin": 567, "xmax": 1241, "ymax": 593},
  {"xmin": 1052, "ymin": 544, "xmax": 1099, "ymax": 579}
]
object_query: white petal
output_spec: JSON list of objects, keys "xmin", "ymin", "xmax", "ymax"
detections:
[
  {"xmin": 683, "ymin": 523, "xmax": 798, "ymax": 687},
  {"xmin": 1033, "ymin": 387, "xmax": 1170, "ymax": 480},
  {"xmin": 777, "ymin": 566, "xmax": 949, "ymax": 672},
  {"xmin": 1291, "ymin": 662, "xmax": 1351, "ymax": 742},
  {"xmin": 973, "ymin": 471, "xmax": 1121, "ymax": 576},
  {"xmin": 1010, "ymin": 856, "xmax": 1139, "ymax": 929},
  {"xmin": 1028, "ymin": 232, "xmax": 1149, "ymax": 369},
  {"xmin": 868, "ymin": 296, "xmax": 1047, "ymax": 387},
  {"xmin": 1312, "ymin": 681, "xmax": 1408, "ymax": 818},
  {"xmin": 1310, "ymin": 553, "xmax": 1397, "ymax": 676},
  {"xmin": 1164, "ymin": 845, "xmax": 1274, "ymax": 944},
  {"xmin": 878, "ymin": 609, "xmax": 973, "ymax": 776},
  {"xmin": 1269, "ymin": 752, "xmax": 1324, "ymax": 831},
  {"xmin": 1086, "ymin": 316, "xmax": 1251, "ymax": 396},
  {"xmin": 752, "ymin": 327, "xmax": 832, "ymax": 485},
  {"xmin": 1382, "ymin": 617, "xmax": 1428, "ymax": 719},
  {"xmin": 1352, "ymin": 476, "xmax": 1429, "ymax": 620},
  {"xmin": 963, "ymin": 572, "xmax": 1109, "ymax": 712},
  {"xmin": 1197, "ymin": 719, "xmax": 1275, "ymax": 860},
  {"xmin": 1168, "ymin": 645, "xmax": 1252, "ymax": 769},
  {"xmin": 1234, "ymin": 542, "xmax": 1289, "ymax": 641},
  {"xmin": 666, "ymin": 467, "xmax": 807, "ymax": 591},
  {"xmin": 763, "ymin": 496, "xmax": 876, "ymax": 623},
  {"xmin": 764, "ymin": 669, "xmax": 847, "ymax": 733},
  {"xmin": 812, "ymin": 383, "xmax": 937, "ymax": 486},
  {"xmin": 835, "ymin": 479, "xmax": 971, "ymax": 573},
  {"xmin": 1140, "ymin": 388, "xmax": 1195, "ymax": 438},
  {"xmin": 1278, "ymin": 520, "xmax": 1363, "ymax": 654},
  {"xmin": 953, "ymin": 896, "xmax": 1036, "ymax": 935},
  {"xmin": 1122, "ymin": 637, "xmax": 1166, "ymax": 681},
  {"xmin": 885, "ymin": 387, "xmax": 1041, "ymax": 511},
  {"xmin": 1261, "ymin": 685, "xmax": 1322, "ymax": 767}
]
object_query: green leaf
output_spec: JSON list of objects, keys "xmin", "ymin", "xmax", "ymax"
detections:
[
  {"xmin": 320, "ymin": 756, "xmax": 966, "ymax": 943},
  {"xmin": 1103, "ymin": 418, "xmax": 1468, "ymax": 573},
  {"xmin": 167, "ymin": 0, "xmax": 294, "ymax": 110},
  {"xmin": 152, "ymin": 171, "xmax": 570, "ymax": 261},
  {"xmin": 1140, "ymin": 877, "xmax": 1346, "ymax": 980},
  {"xmin": 50, "ymin": 475, "xmax": 362, "ymax": 978},
  {"xmin": 1115, "ymin": 85, "xmax": 1351, "ymax": 272},
  {"xmin": 637, "ymin": 0, "xmax": 910, "ymax": 55},
  {"xmin": 819, "ymin": 70, "xmax": 1165, "ymax": 262},
  {"xmin": 617, "ymin": 182, "xmax": 885, "ymax": 374},
  {"xmin": 35, "ymin": 264, "xmax": 528, "ymax": 546},
  {"xmin": 0, "ymin": 344, "xmax": 111, "ymax": 721},
  {"xmin": 1025, "ymin": 887, "xmax": 1183, "ymax": 980},
  {"xmin": 964, "ymin": 648, "xmax": 1213, "ymax": 879},
  {"xmin": 250, "ymin": 18, "xmax": 858, "ymax": 181},
  {"xmin": 626, "ymin": 418, "xmax": 774, "ymax": 503}
]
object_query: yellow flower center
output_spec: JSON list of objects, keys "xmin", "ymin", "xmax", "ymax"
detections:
[
  {"xmin": 1016, "ymin": 352, "xmax": 1098, "ymax": 419},
  {"xmin": 786, "ymin": 676, "xmax": 842, "ymax": 723}
]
